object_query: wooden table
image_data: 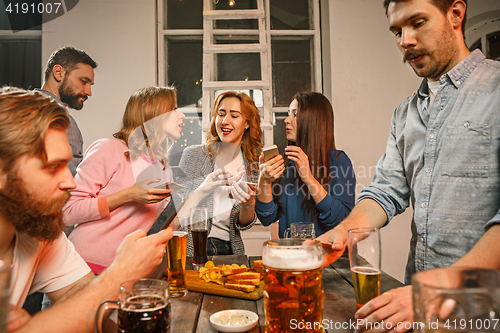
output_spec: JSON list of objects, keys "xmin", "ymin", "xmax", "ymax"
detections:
[{"xmin": 152, "ymin": 254, "xmax": 404, "ymax": 333}]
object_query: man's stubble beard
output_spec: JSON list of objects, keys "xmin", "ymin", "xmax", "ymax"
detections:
[
  {"xmin": 0, "ymin": 169, "xmax": 69, "ymax": 242},
  {"xmin": 58, "ymin": 75, "xmax": 86, "ymax": 110}
]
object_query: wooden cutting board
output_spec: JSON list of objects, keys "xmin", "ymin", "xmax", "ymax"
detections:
[{"xmin": 184, "ymin": 270, "xmax": 264, "ymax": 300}]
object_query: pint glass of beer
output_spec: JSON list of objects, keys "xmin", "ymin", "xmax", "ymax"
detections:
[
  {"xmin": 94, "ymin": 278, "xmax": 170, "ymax": 333},
  {"xmin": 348, "ymin": 228, "xmax": 381, "ymax": 309},
  {"xmin": 166, "ymin": 230, "xmax": 188, "ymax": 297},
  {"xmin": 190, "ymin": 207, "xmax": 208, "ymax": 268},
  {"xmin": 262, "ymin": 239, "xmax": 324, "ymax": 333}
]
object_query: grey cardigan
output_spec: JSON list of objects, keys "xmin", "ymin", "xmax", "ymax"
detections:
[{"xmin": 178, "ymin": 144, "xmax": 259, "ymax": 256}]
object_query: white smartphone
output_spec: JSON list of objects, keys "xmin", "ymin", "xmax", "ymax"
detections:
[
  {"xmin": 263, "ymin": 145, "xmax": 279, "ymax": 162},
  {"xmin": 154, "ymin": 181, "xmax": 184, "ymax": 191}
]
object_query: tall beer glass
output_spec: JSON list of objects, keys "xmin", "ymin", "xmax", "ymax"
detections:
[
  {"xmin": 190, "ymin": 207, "xmax": 208, "ymax": 268},
  {"xmin": 166, "ymin": 230, "xmax": 188, "ymax": 297},
  {"xmin": 263, "ymin": 239, "xmax": 323, "ymax": 333},
  {"xmin": 348, "ymin": 228, "xmax": 381, "ymax": 309}
]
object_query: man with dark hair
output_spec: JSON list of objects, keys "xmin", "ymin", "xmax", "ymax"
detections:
[
  {"xmin": 35, "ymin": 45, "xmax": 97, "ymax": 176},
  {"xmin": 318, "ymin": 0, "xmax": 500, "ymax": 331},
  {"xmin": 0, "ymin": 87, "xmax": 173, "ymax": 332}
]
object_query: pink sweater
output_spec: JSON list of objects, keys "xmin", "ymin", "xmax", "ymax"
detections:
[{"xmin": 63, "ymin": 138, "xmax": 171, "ymax": 268}]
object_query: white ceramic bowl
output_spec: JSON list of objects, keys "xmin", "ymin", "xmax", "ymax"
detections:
[{"xmin": 209, "ymin": 309, "xmax": 259, "ymax": 332}]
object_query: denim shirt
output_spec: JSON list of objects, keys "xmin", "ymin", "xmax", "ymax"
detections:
[
  {"xmin": 358, "ymin": 50, "xmax": 500, "ymax": 284},
  {"xmin": 34, "ymin": 88, "xmax": 84, "ymax": 176}
]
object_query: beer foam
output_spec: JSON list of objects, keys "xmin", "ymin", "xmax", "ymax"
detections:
[{"xmin": 263, "ymin": 247, "xmax": 322, "ymax": 270}]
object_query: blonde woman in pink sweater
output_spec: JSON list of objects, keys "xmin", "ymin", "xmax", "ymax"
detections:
[{"xmin": 63, "ymin": 86, "xmax": 185, "ymax": 273}]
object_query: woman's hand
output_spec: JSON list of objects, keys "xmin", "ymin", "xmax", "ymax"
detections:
[
  {"xmin": 231, "ymin": 179, "xmax": 257, "ymax": 206},
  {"xmin": 258, "ymin": 153, "xmax": 285, "ymax": 186},
  {"xmin": 107, "ymin": 177, "xmax": 173, "ymax": 212},
  {"xmin": 195, "ymin": 169, "xmax": 234, "ymax": 196},
  {"xmin": 128, "ymin": 177, "xmax": 173, "ymax": 204},
  {"xmin": 284, "ymin": 146, "xmax": 313, "ymax": 183}
]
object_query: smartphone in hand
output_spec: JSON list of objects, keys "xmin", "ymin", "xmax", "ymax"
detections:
[
  {"xmin": 263, "ymin": 145, "xmax": 279, "ymax": 162},
  {"xmin": 154, "ymin": 181, "xmax": 184, "ymax": 191}
]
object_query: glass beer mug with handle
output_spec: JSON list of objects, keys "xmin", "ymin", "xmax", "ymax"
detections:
[
  {"xmin": 94, "ymin": 278, "xmax": 170, "ymax": 333},
  {"xmin": 262, "ymin": 239, "xmax": 324, "ymax": 333},
  {"xmin": 284, "ymin": 222, "xmax": 316, "ymax": 239},
  {"xmin": 412, "ymin": 267, "xmax": 500, "ymax": 333}
]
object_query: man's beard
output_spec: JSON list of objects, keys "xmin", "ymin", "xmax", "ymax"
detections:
[
  {"xmin": 0, "ymin": 170, "xmax": 70, "ymax": 242},
  {"xmin": 58, "ymin": 76, "xmax": 87, "ymax": 110}
]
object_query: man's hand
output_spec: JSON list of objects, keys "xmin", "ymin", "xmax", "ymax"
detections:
[
  {"xmin": 109, "ymin": 228, "xmax": 174, "ymax": 281},
  {"xmin": 7, "ymin": 306, "xmax": 31, "ymax": 332},
  {"xmin": 355, "ymin": 285, "xmax": 413, "ymax": 333},
  {"xmin": 316, "ymin": 228, "xmax": 347, "ymax": 268}
]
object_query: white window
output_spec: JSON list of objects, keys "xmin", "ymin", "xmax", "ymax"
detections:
[
  {"xmin": 0, "ymin": 1, "xmax": 42, "ymax": 89},
  {"xmin": 158, "ymin": 0, "xmax": 322, "ymax": 165}
]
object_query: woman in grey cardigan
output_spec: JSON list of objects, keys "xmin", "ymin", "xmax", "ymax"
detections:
[{"xmin": 178, "ymin": 91, "xmax": 262, "ymax": 256}]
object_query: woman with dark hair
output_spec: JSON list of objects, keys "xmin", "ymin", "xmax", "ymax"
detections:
[
  {"xmin": 255, "ymin": 91, "xmax": 355, "ymax": 238},
  {"xmin": 63, "ymin": 86, "xmax": 185, "ymax": 273},
  {"xmin": 177, "ymin": 91, "xmax": 262, "ymax": 256}
]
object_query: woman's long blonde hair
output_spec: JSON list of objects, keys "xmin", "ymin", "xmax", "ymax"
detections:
[
  {"xmin": 205, "ymin": 91, "xmax": 263, "ymax": 172},
  {"xmin": 113, "ymin": 86, "xmax": 177, "ymax": 166}
]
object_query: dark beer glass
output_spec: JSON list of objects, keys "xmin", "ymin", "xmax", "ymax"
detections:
[
  {"xmin": 94, "ymin": 279, "xmax": 170, "ymax": 333},
  {"xmin": 263, "ymin": 239, "xmax": 324, "ymax": 333},
  {"xmin": 117, "ymin": 295, "xmax": 169, "ymax": 333},
  {"xmin": 190, "ymin": 207, "xmax": 208, "ymax": 268}
]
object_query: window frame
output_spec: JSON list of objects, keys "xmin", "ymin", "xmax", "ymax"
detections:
[{"xmin": 157, "ymin": 0, "xmax": 322, "ymax": 147}]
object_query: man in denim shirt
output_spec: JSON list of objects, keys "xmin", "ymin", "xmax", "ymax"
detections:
[{"xmin": 318, "ymin": 0, "xmax": 500, "ymax": 332}]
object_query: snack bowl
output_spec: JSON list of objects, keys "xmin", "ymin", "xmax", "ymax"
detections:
[{"xmin": 210, "ymin": 309, "xmax": 258, "ymax": 332}]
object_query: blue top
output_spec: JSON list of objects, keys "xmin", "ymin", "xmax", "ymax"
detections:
[
  {"xmin": 255, "ymin": 150, "xmax": 356, "ymax": 238},
  {"xmin": 357, "ymin": 50, "xmax": 500, "ymax": 284}
]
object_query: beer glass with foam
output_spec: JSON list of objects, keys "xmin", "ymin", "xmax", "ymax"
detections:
[
  {"xmin": 348, "ymin": 227, "xmax": 381, "ymax": 310},
  {"xmin": 413, "ymin": 267, "xmax": 500, "ymax": 333},
  {"xmin": 95, "ymin": 278, "xmax": 170, "ymax": 333},
  {"xmin": 166, "ymin": 228, "xmax": 188, "ymax": 297},
  {"xmin": 262, "ymin": 239, "xmax": 324, "ymax": 333},
  {"xmin": 190, "ymin": 207, "xmax": 208, "ymax": 268}
]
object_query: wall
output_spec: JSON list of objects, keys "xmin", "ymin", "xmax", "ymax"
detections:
[
  {"xmin": 42, "ymin": 0, "xmax": 157, "ymax": 148},
  {"xmin": 326, "ymin": 0, "xmax": 420, "ymax": 282}
]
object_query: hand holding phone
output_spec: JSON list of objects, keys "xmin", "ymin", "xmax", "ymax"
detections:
[
  {"xmin": 263, "ymin": 145, "xmax": 279, "ymax": 162},
  {"xmin": 154, "ymin": 181, "xmax": 184, "ymax": 191}
]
